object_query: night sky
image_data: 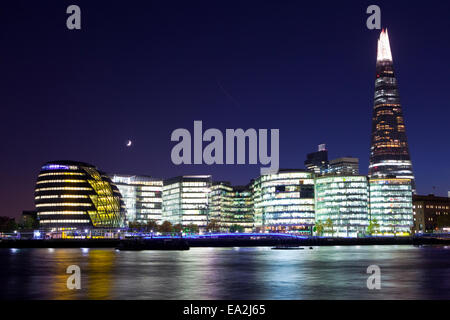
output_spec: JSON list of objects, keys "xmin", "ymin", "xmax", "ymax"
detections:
[{"xmin": 1, "ymin": 1, "xmax": 449, "ymax": 218}]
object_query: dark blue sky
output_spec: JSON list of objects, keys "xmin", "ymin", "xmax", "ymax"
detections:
[{"xmin": 1, "ymin": 1, "xmax": 449, "ymax": 218}]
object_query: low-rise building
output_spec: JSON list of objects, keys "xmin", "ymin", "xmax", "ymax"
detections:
[{"xmin": 413, "ymin": 194, "xmax": 450, "ymax": 233}]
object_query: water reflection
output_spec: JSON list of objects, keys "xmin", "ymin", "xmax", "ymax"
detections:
[
  {"xmin": 1, "ymin": 246, "xmax": 450, "ymax": 300},
  {"xmin": 86, "ymin": 249, "xmax": 115, "ymax": 299}
]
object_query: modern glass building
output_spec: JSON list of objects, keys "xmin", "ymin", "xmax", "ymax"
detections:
[
  {"xmin": 315, "ymin": 175, "xmax": 368, "ymax": 237},
  {"xmin": 209, "ymin": 182, "xmax": 253, "ymax": 232},
  {"xmin": 35, "ymin": 161, "xmax": 126, "ymax": 230},
  {"xmin": 110, "ymin": 174, "xmax": 163, "ymax": 224},
  {"xmin": 162, "ymin": 175, "xmax": 211, "ymax": 229},
  {"xmin": 252, "ymin": 170, "xmax": 315, "ymax": 234},
  {"xmin": 209, "ymin": 182, "xmax": 233, "ymax": 229},
  {"xmin": 368, "ymin": 29, "xmax": 415, "ymax": 191},
  {"xmin": 230, "ymin": 186, "xmax": 254, "ymax": 232},
  {"xmin": 328, "ymin": 157, "xmax": 359, "ymax": 175},
  {"xmin": 368, "ymin": 178, "xmax": 413, "ymax": 235},
  {"xmin": 304, "ymin": 144, "xmax": 328, "ymax": 175}
]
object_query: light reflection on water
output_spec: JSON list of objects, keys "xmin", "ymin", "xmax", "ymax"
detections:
[{"xmin": 1, "ymin": 246, "xmax": 450, "ymax": 300}]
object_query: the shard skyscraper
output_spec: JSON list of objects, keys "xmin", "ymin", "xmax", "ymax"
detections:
[{"xmin": 368, "ymin": 29, "xmax": 415, "ymax": 192}]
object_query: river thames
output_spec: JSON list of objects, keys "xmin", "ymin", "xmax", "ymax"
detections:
[{"xmin": 1, "ymin": 245, "xmax": 450, "ymax": 300}]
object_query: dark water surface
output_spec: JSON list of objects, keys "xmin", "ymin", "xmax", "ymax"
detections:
[{"xmin": 1, "ymin": 245, "xmax": 450, "ymax": 299}]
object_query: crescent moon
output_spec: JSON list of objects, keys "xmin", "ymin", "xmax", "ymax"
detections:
[{"xmin": 126, "ymin": 140, "xmax": 132, "ymax": 147}]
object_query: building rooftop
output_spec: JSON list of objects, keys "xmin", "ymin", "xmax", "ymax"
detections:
[{"xmin": 413, "ymin": 194, "xmax": 450, "ymax": 202}]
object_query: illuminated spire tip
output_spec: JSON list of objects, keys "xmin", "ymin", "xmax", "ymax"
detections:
[{"xmin": 377, "ymin": 29, "xmax": 393, "ymax": 62}]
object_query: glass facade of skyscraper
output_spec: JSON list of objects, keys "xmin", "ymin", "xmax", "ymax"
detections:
[
  {"xmin": 368, "ymin": 178, "xmax": 413, "ymax": 235},
  {"xmin": 110, "ymin": 174, "xmax": 163, "ymax": 224},
  {"xmin": 252, "ymin": 170, "xmax": 314, "ymax": 234},
  {"xmin": 162, "ymin": 176, "xmax": 211, "ymax": 229},
  {"xmin": 368, "ymin": 30, "xmax": 415, "ymax": 191},
  {"xmin": 315, "ymin": 175, "xmax": 368, "ymax": 237}
]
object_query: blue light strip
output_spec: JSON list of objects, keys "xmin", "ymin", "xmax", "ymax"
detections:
[
  {"xmin": 42, "ymin": 164, "xmax": 70, "ymax": 170},
  {"xmin": 137, "ymin": 233, "xmax": 309, "ymax": 240}
]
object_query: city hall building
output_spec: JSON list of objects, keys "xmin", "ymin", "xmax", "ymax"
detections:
[{"xmin": 35, "ymin": 161, "xmax": 126, "ymax": 231}]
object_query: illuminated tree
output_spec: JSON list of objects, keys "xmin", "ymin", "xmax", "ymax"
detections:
[
  {"xmin": 367, "ymin": 219, "xmax": 380, "ymax": 235},
  {"xmin": 325, "ymin": 218, "xmax": 335, "ymax": 236},
  {"xmin": 185, "ymin": 223, "xmax": 199, "ymax": 234},
  {"xmin": 206, "ymin": 219, "xmax": 220, "ymax": 233},
  {"xmin": 229, "ymin": 224, "xmax": 244, "ymax": 233},
  {"xmin": 146, "ymin": 220, "xmax": 158, "ymax": 232},
  {"xmin": 159, "ymin": 221, "xmax": 174, "ymax": 233},
  {"xmin": 314, "ymin": 220, "xmax": 324, "ymax": 236},
  {"xmin": 173, "ymin": 223, "xmax": 183, "ymax": 233}
]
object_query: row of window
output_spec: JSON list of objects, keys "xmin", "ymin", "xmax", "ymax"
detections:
[
  {"xmin": 36, "ymin": 203, "xmax": 92, "ymax": 207},
  {"xmin": 40, "ymin": 220, "xmax": 90, "ymax": 224},
  {"xmin": 36, "ymin": 187, "xmax": 92, "ymax": 192}
]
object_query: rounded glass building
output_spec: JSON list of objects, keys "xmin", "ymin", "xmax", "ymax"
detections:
[{"xmin": 35, "ymin": 160, "xmax": 126, "ymax": 231}]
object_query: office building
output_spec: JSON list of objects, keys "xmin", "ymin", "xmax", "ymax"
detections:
[
  {"xmin": 162, "ymin": 175, "xmax": 211, "ymax": 229},
  {"xmin": 368, "ymin": 178, "xmax": 413, "ymax": 235},
  {"xmin": 209, "ymin": 182, "xmax": 253, "ymax": 232},
  {"xmin": 252, "ymin": 170, "xmax": 315, "ymax": 234},
  {"xmin": 315, "ymin": 175, "xmax": 368, "ymax": 237},
  {"xmin": 305, "ymin": 144, "xmax": 329, "ymax": 175},
  {"xmin": 230, "ymin": 185, "xmax": 254, "ymax": 232},
  {"xmin": 413, "ymin": 194, "xmax": 450, "ymax": 233},
  {"xmin": 110, "ymin": 174, "xmax": 163, "ymax": 224},
  {"xmin": 209, "ymin": 182, "xmax": 233, "ymax": 228},
  {"xmin": 328, "ymin": 157, "xmax": 359, "ymax": 175},
  {"xmin": 368, "ymin": 29, "xmax": 415, "ymax": 191}
]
